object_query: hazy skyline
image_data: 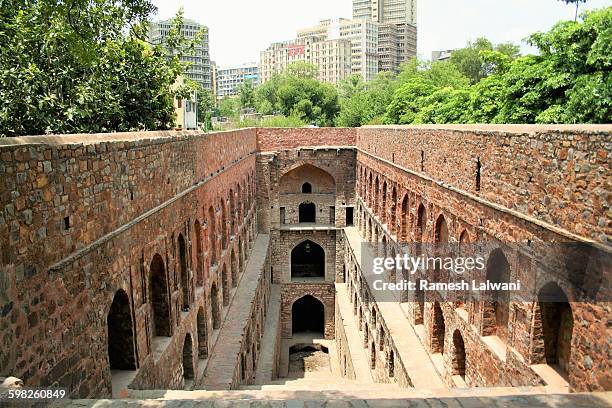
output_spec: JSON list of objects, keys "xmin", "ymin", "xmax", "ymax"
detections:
[{"xmin": 151, "ymin": 0, "xmax": 610, "ymax": 67}]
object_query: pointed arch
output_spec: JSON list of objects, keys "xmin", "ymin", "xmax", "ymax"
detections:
[
  {"xmin": 194, "ymin": 220, "xmax": 203, "ymax": 287},
  {"xmin": 208, "ymin": 206, "xmax": 217, "ymax": 267},
  {"xmin": 291, "ymin": 295, "xmax": 325, "ymax": 334},
  {"xmin": 150, "ymin": 254, "xmax": 170, "ymax": 337},
  {"xmin": 483, "ymin": 248, "xmax": 511, "ymax": 342},
  {"xmin": 178, "ymin": 233, "xmax": 189, "ymax": 310},
  {"xmin": 291, "ymin": 239, "xmax": 325, "ymax": 280},
  {"xmin": 211, "ymin": 283, "xmax": 221, "ymax": 330},
  {"xmin": 107, "ymin": 289, "xmax": 136, "ymax": 370}
]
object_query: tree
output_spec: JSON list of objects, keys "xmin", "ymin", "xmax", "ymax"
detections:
[
  {"xmin": 254, "ymin": 63, "xmax": 339, "ymax": 126},
  {"xmin": 0, "ymin": 1, "xmax": 199, "ymax": 136},
  {"xmin": 336, "ymin": 71, "xmax": 397, "ymax": 127},
  {"xmin": 496, "ymin": 7, "xmax": 611, "ymax": 123},
  {"xmin": 236, "ymin": 79, "xmax": 255, "ymax": 110},
  {"xmin": 450, "ymin": 38, "xmax": 520, "ymax": 83},
  {"xmin": 197, "ymin": 88, "xmax": 214, "ymax": 130},
  {"xmin": 384, "ymin": 59, "xmax": 470, "ymax": 124},
  {"xmin": 218, "ymin": 97, "xmax": 240, "ymax": 119}
]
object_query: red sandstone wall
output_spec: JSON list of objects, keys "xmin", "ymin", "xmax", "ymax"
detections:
[
  {"xmin": 0, "ymin": 129, "xmax": 258, "ymax": 397},
  {"xmin": 357, "ymin": 125, "xmax": 611, "ymax": 243},
  {"xmin": 0, "ymin": 129, "xmax": 256, "ymax": 276},
  {"xmin": 256, "ymin": 128, "xmax": 356, "ymax": 151}
]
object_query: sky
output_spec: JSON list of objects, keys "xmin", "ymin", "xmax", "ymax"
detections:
[{"xmin": 150, "ymin": 0, "xmax": 611, "ymax": 67}]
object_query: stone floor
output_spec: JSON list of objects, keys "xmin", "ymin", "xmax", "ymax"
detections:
[{"xmin": 50, "ymin": 391, "xmax": 612, "ymax": 407}]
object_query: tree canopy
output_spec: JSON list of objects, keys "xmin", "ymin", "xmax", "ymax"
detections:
[
  {"xmin": 254, "ymin": 62, "xmax": 340, "ymax": 126},
  {"xmin": 0, "ymin": 0, "xmax": 198, "ymax": 136}
]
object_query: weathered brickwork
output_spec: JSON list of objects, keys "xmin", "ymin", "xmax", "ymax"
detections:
[
  {"xmin": 354, "ymin": 125, "xmax": 611, "ymax": 392},
  {"xmin": 0, "ymin": 125, "xmax": 609, "ymax": 399},
  {"xmin": 280, "ymin": 283, "xmax": 335, "ymax": 339},
  {"xmin": 357, "ymin": 125, "xmax": 611, "ymax": 243},
  {"xmin": 0, "ymin": 130, "xmax": 261, "ymax": 397},
  {"xmin": 256, "ymin": 128, "xmax": 356, "ymax": 151}
]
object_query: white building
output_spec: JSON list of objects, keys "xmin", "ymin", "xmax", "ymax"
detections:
[
  {"xmin": 216, "ymin": 63, "xmax": 259, "ymax": 98},
  {"xmin": 298, "ymin": 18, "xmax": 379, "ymax": 82}
]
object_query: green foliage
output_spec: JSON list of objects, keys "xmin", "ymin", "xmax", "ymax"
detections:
[
  {"xmin": 450, "ymin": 38, "xmax": 520, "ymax": 83},
  {"xmin": 197, "ymin": 87, "xmax": 214, "ymax": 130},
  {"xmin": 254, "ymin": 63, "xmax": 339, "ymax": 126},
  {"xmin": 237, "ymin": 79, "xmax": 256, "ymax": 109},
  {"xmin": 218, "ymin": 97, "xmax": 240, "ymax": 119},
  {"xmin": 0, "ymin": 1, "xmax": 201, "ymax": 136},
  {"xmin": 368, "ymin": 7, "xmax": 610, "ymax": 126},
  {"xmin": 237, "ymin": 115, "xmax": 307, "ymax": 128},
  {"xmin": 336, "ymin": 72, "xmax": 398, "ymax": 127},
  {"xmin": 384, "ymin": 60, "xmax": 470, "ymax": 124},
  {"xmin": 496, "ymin": 7, "xmax": 611, "ymax": 123}
]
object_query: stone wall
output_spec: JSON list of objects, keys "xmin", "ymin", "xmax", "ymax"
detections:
[
  {"xmin": 280, "ymin": 283, "xmax": 335, "ymax": 339},
  {"xmin": 0, "ymin": 129, "xmax": 259, "ymax": 397},
  {"xmin": 334, "ymin": 295, "xmax": 356, "ymax": 380},
  {"xmin": 256, "ymin": 128, "xmax": 356, "ymax": 151},
  {"xmin": 357, "ymin": 125, "xmax": 611, "ymax": 244},
  {"xmin": 354, "ymin": 124, "xmax": 611, "ymax": 392}
]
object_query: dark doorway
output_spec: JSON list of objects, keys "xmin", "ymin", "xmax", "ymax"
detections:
[
  {"xmin": 291, "ymin": 240, "xmax": 325, "ymax": 279},
  {"xmin": 302, "ymin": 182, "xmax": 312, "ymax": 193},
  {"xmin": 211, "ymin": 284, "xmax": 221, "ymax": 329},
  {"xmin": 299, "ymin": 202, "xmax": 316, "ymax": 223},
  {"xmin": 178, "ymin": 233, "xmax": 189, "ymax": 310},
  {"xmin": 182, "ymin": 334, "xmax": 194, "ymax": 380},
  {"xmin": 539, "ymin": 283, "xmax": 573, "ymax": 374},
  {"xmin": 107, "ymin": 290, "xmax": 136, "ymax": 370},
  {"xmin": 432, "ymin": 302, "xmax": 445, "ymax": 354},
  {"xmin": 150, "ymin": 254, "xmax": 170, "ymax": 337},
  {"xmin": 346, "ymin": 207, "xmax": 354, "ymax": 226},
  {"xmin": 452, "ymin": 329, "xmax": 466, "ymax": 378},
  {"xmin": 292, "ymin": 295, "xmax": 325, "ymax": 334}
]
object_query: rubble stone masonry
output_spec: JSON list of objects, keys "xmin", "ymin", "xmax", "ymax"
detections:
[{"xmin": 0, "ymin": 125, "xmax": 610, "ymax": 398}]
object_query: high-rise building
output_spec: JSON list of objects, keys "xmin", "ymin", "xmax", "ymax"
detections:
[
  {"xmin": 353, "ymin": 0, "xmax": 417, "ymax": 73},
  {"xmin": 260, "ymin": 36, "xmax": 352, "ymax": 85},
  {"xmin": 353, "ymin": 0, "xmax": 416, "ymax": 25},
  {"xmin": 298, "ymin": 19, "xmax": 379, "ymax": 82},
  {"xmin": 216, "ymin": 63, "xmax": 260, "ymax": 98},
  {"xmin": 259, "ymin": 40, "xmax": 308, "ymax": 84},
  {"xmin": 148, "ymin": 18, "xmax": 212, "ymax": 91}
]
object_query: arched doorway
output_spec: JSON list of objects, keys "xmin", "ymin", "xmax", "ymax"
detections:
[
  {"xmin": 211, "ymin": 284, "xmax": 221, "ymax": 330},
  {"xmin": 432, "ymin": 302, "xmax": 445, "ymax": 354},
  {"xmin": 178, "ymin": 233, "xmax": 189, "ymax": 310},
  {"xmin": 107, "ymin": 290, "xmax": 136, "ymax": 370},
  {"xmin": 150, "ymin": 254, "xmax": 170, "ymax": 337},
  {"xmin": 208, "ymin": 206, "xmax": 217, "ymax": 267},
  {"xmin": 537, "ymin": 283, "xmax": 573, "ymax": 374},
  {"xmin": 194, "ymin": 220, "xmax": 203, "ymax": 287},
  {"xmin": 292, "ymin": 295, "xmax": 325, "ymax": 335},
  {"xmin": 483, "ymin": 249, "xmax": 510, "ymax": 341},
  {"xmin": 291, "ymin": 240, "xmax": 325, "ymax": 280},
  {"xmin": 231, "ymin": 247, "xmax": 238, "ymax": 288},
  {"xmin": 182, "ymin": 334, "xmax": 194, "ymax": 380},
  {"xmin": 197, "ymin": 307, "xmax": 208, "ymax": 359},
  {"xmin": 299, "ymin": 202, "xmax": 316, "ymax": 223},
  {"xmin": 222, "ymin": 264, "xmax": 229, "ymax": 306},
  {"xmin": 452, "ymin": 329, "xmax": 466, "ymax": 378}
]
